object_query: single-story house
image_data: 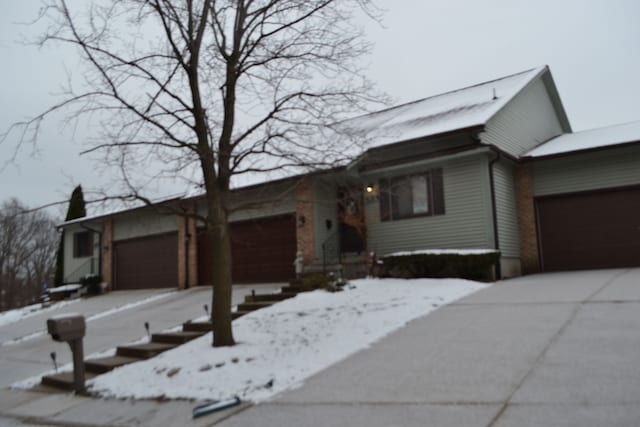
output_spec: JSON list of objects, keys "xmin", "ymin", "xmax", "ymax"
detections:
[{"xmin": 59, "ymin": 65, "xmax": 640, "ymax": 290}]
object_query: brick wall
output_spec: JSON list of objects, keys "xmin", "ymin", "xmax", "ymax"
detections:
[
  {"xmin": 177, "ymin": 216, "xmax": 187, "ymax": 289},
  {"xmin": 187, "ymin": 211, "xmax": 198, "ymax": 288},
  {"xmin": 102, "ymin": 218, "xmax": 113, "ymax": 291},
  {"xmin": 514, "ymin": 163, "xmax": 540, "ymax": 274},
  {"xmin": 177, "ymin": 212, "xmax": 200, "ymax": 289},
  {"xmin": 296, "ymin": 178, "xmax": 315, "ymax": 264}
]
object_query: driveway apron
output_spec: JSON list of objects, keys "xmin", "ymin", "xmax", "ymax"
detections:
[{"xmin": 219, "ymin": 269, "xmax": 640, "ymax": 427}]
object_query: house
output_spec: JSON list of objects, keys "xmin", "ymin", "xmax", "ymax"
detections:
[{"xmin": 59, "ymin": 65, "xmax": 640, "ymax": 290}]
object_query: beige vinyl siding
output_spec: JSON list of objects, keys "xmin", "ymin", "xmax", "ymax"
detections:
[
  {"xmin": 228, "ymin": 196, "xmax": 296, "ymax": 222},
  {"xmin": 365, "ymin": 156, "xmax": 493, "ymax": 256},
  {"xmin": 313, "ymin": 179, "xmax": 338, "ymax": 261},
  {"xmin": 532, "ymin": 144, "xmax": 640, "ymax": 197},
  {"xmin": 493, "ymin": 161, "xmax": 520, "ymax": 258},
  {"xmin": 113, "ymin": 212, "xmax": 178, "ymax": 241},
  {"xmin": 483, "ymin": 78, "xmax": 565, "ymax": 157},
  {"xmin": 195, "ymin": 181, "xmax": 297, "ymax": 223},
  {"xmin": 63, "ymin": 223, "xmax": 102, "ymax": 282}
]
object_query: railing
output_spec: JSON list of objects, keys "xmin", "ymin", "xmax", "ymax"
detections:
[
  {"xmin": 321, "ymin": 230, "xmax": 341, "ymax": 275},
  {"xmin": 64, "ymin": 257, "xmax": 96, "ymax": 283}
]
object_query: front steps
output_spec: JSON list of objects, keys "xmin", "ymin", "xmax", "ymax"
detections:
[{"xmin": 40, "ymin": 284, "xmax": 310, "ymax": 392}]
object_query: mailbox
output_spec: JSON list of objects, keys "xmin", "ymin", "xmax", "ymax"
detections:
[
  {"xmin": 47, "ymin": 314, "xmax": 86, "ymax": 341},
  {"xmin": 46, "ymin": 314, "xmax": 87, "ymax": 393}
]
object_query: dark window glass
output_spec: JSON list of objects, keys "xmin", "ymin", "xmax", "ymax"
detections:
[
  {"xmin": 74, "ymin": 231, "xmax": 93, "ymax": 258},
  {"xmin": 379, "ymin": 168, "xmax": 445, "ymax": 221}
]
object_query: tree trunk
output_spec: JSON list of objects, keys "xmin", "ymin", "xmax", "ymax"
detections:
[{"xmin": 207, "ymin": 194, "xmax": 235, "ymax": 347}]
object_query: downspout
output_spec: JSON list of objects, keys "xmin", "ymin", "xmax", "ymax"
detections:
[{"xmin": 488, "ymin": 151, "xmax": 502, "ymax": 279}]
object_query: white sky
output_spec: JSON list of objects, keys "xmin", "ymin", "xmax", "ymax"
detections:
[{"xmin": 1, "ymin": 1, "xmax": 639, "ymax": 215}]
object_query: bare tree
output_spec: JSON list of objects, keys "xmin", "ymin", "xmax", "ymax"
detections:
[
  {"xmin": 0, "ymin": 199, "xmax": 58, "ymax": 311},
  {"xmin": 3, "ymin": 0, "xmax": 382, "ymax": 345}
]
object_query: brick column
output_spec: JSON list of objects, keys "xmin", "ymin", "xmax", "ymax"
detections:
[
  {"xmin": 296, "ymin": 178, "xmax": 315, "ymax": 265},
  {"xmin": 187, "ymin": 211, "xmax": 198, "ymax": 288},
  {"xmin": 514, "ymin": 163, "xmax": 541, "ymax": 274},
  {"xmin": 102, "ymin": 218, "xmax": 113, "ymax": 292},
  {"xmin": 177, "ymin": 215, "xmax": 188, "ymax": 289}
]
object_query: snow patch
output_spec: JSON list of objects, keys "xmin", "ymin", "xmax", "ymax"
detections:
[
  {"xmin": 0, "ymin": 299, "xmax": 81, "ymax": 329},
  {"xmin": 1, "ymin": 291, "xmax": 176, "ymax": 347}
]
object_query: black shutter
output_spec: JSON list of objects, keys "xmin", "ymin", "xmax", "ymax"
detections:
[
  {"xmin": 431, "ymin": 168, "xmax": 445, "ymax": 215},
  {"xmin": 379, "ymin": 178, "xmax": 391, "ymax": 221}
]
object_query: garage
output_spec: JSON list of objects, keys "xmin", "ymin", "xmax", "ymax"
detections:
[
  {"xmin": 537, "ymin": 187, "xmax": 640, "ymax": 271},
  {"xmin": 113, "ymin": 232, "xmax": 178, "ymax": 289},
  {"xmin": 198, "ymin": 214, "xmax": 297, "ymax": 284}
]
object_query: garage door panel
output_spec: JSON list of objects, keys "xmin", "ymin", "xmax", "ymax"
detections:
[
  {"xmin": 537, "ymin": 188, "xmax": 640, "ymax": 271},
  {"xmin": 114, "ymin": 233, "xmax": 178, "ymax": 289},
  {"xmin": 198, "ymin": 214, "xmax": 296, "ymax": 284}
]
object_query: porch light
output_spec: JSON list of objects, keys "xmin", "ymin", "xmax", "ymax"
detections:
[{"xmin": 365, "ymin": 184, "xmax": 374, "ymax": 193}]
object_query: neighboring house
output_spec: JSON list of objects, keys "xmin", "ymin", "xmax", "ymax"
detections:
[{"xmin": 59, "ymin": 65, "xmax": 640, "ymax": 290}]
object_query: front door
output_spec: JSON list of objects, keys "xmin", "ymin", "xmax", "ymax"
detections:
[{"xmin": 338, "ymin": 187, "xmax": 365, "ymax": 254}]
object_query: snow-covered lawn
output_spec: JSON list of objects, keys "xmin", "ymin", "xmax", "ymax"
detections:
[{"xmin": 89, "ymin": 278, "xmax": 488, "ymax": 403}]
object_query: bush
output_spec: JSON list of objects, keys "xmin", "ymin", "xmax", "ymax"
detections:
[
  {"xmin": 301, "ymin": 273, "xmax": 331, "ymax": 290},
  {"xmin": 81, "ymin": 274, "xmax": 103, "ymax": 296},
  {"xmin": 301, "ymin": 273, "xmax": 346, "ymax": 293},
  {"xmin": 381, "ymin": 251, "xmax": 500, "ymax": 281}
]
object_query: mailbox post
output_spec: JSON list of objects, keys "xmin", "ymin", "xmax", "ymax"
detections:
[{"xmin": 46, "ymin": 314, "xmax": 86, "ymax": 393}]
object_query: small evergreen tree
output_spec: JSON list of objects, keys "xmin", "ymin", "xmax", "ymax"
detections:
[{"xmin": 53, "ymin": 185, "xmax": 87, "ymax": 285}]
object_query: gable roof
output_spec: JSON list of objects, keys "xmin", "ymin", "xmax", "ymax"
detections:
[
  {"xmin": 343, "ymin": 66, "xmax": 548, "ymax": 150},
  {"xmin": 524, "ymin": 120, "xmax": 640, "ymax": 158}
]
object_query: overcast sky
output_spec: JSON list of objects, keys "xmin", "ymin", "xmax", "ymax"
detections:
[{"xmin": 1, "ymin": 1, "xmax": 639, "ymax": 216}]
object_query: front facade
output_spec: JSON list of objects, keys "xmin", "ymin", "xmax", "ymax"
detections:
[{"xmin": 59, "ymin": 66, "xmax": 640, "ymax": 289}]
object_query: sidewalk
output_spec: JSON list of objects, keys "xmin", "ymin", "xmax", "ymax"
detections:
[
  {"xmin": 2, "ymin": 269, "xmax": 639, "ymax": 426},
  {"xmin": 0, "ymin": 388, "xmax": 250, "ymax": 426}
]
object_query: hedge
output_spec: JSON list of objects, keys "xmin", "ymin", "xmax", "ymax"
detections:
[{"xmin": 380, "ymin": 250, "xmax": 500, "ymax": 281}]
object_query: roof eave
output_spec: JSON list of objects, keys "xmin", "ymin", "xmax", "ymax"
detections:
[{"xmin": 522, "ymin": 140, "xmax": 640, "ymax": 161}]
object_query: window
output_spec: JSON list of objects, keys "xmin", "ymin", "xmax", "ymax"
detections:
[
  {"xmin": 73, "ymin": 231, "xmax": 93, "ymax": 258},
  {"xmin": 379, "ymin": 168, "xmax": 445, "ymax": 221}
]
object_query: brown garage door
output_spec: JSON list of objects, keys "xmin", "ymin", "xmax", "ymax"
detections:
[
  {"xmin": 114, "ymin": 232, "xmax": 178, "ymax": 289},
  {"xmin": 198, "ymin": 214, "xmax": 296, "ymax": 284},
  {"xmin": 537, "ymin": 188, "xmax": 640, "ymax": 271}
]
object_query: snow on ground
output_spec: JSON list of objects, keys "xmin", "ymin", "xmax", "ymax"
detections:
[
  {"xmin": 1, "ymin": 291, "xmax": 176, "ymax": 347},
  {"xmin": 0, "ymin": 299, "xmax": 81, "ymax": 329},
  {"xmin": 89, "ymin": 278, "xmax": 487, "ymax": 403}
]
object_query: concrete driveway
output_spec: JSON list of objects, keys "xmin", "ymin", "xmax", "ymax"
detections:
[
  {"xmin": 0, "ymin": 284, "xmax": 282, "ymax": 388},
  {"xmin": 219, "ymin": 269, "xmax": 640, "ymax": 427}
]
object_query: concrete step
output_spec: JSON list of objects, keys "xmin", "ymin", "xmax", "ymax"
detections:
[
  {"xmin": 244, "ymin": 292, "xmax": 296, "ymax": 303},
  {"xmin": 232, "ymin": 311, "xmax": 250, "ymax": 319},
  {"xmin": 152, "ymin": 331, "xmax": 205, "ymax": 344},
  {"xmin": 41, "ymin": 371, "xmax": 98, "ymax": 391},
  {"xmin": 84, "ymin": 355, "xmax": 141, "ymax": 374},
  {"xmin": 236, "ymin": 301, "xmax": 275, "ymax": 312},
  {"xmin": 182, "ymin": 321, "xmax": 213, "ymax": 332},
  {"xmin": 116, "ymin": 342, "xmax": 177, "ymax": 359},
  {"xmin": 281, "ymin": 285, "xmax": 315, "ymax": 294}
]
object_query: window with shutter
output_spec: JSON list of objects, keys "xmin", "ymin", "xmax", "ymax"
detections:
[{"xmin": 379, "ymin": 168, "xmax": 445, "ymax": 221}]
